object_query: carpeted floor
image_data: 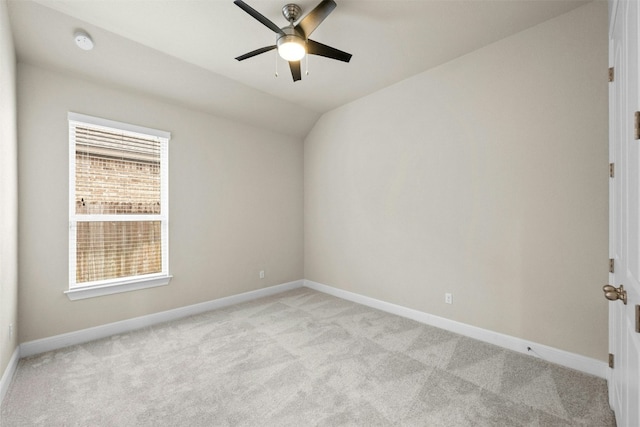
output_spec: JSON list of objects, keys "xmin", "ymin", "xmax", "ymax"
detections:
[{"xmin": 1, "ymin": 287, "xmax": 615, "ymax": 426}]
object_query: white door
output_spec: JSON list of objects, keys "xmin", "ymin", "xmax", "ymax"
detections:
[{"xmin": 609, "ymin": 1, "xmax": 640, "ymax": 426}]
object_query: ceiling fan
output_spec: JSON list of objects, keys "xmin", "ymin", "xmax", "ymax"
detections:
[{"xmin": 234, "ymin": 0, "xmax": 352, "ymax": 82}]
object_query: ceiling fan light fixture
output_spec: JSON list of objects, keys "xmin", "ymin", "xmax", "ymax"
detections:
[
  {"xmin": 234, "ymin": 0, "xmax": 351, "ymax": 81},
  {"xmin": 277, "ymin": 34, "xmax": 306, "ymax": 61}
]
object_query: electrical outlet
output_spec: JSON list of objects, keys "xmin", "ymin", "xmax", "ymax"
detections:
[
  {"xmin": 445, "ymin": 293, "xmax": 453, "ymax": 304},
  {"xmin": 259, "ymin": 270, "xmax": 265, "ymax": 279},
  {"xmin": 8, "ymin": 323, "xmax": 13, "ymax": 338}
]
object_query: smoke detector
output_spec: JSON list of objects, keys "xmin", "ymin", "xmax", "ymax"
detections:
[{"xmin": 74, "ymin": 30, "xmax": 94, "ymax": 51}]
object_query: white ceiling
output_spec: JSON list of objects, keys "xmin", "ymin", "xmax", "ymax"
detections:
[{"xmin": 7, "ymin": 0, "xmax": 590, "ymax": 138}]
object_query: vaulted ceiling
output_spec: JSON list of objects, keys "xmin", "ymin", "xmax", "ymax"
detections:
[{"xmin": 8, "ymin": 0, "xmax": 589, "ymax": 137}]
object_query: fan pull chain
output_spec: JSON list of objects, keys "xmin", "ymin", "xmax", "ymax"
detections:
[
  {"xmin": 305, "ymin": 54, "xmax": 309, "ymax": 76},
  {"xmin": 275, "ymin": 50, "xmax": 279, "ymax": 77}
]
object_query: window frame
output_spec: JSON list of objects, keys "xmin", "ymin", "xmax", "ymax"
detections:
[{"xmin": 66, "ymin": 112, "xmax": 171, "ymax": 300}]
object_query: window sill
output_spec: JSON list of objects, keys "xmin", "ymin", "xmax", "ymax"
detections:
[{"xmin": 65, "ymin": 275, "xmax": 172, "ymax": 301}]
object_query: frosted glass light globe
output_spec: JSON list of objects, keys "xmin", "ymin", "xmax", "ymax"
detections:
[{"xmin": 277, "ymin": 36, "xmax": 306, "ymax": 61}]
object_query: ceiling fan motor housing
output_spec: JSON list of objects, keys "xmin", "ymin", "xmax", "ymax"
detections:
[{"xmin": 277, "ymin": 25, "xmax": 305, "ymax": 45}]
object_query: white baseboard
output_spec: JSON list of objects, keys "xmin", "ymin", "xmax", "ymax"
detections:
[
  {"xmin": 0, "ymin": 346, "xmax": 20, "ymax": 405},
  {"xmin": 304, "ymin": 279, "xmax": 608, "ymax": 379},
  {"xmin": 15, "ymin": 278, "xmax": 607, "ymax": 379},
  {"xmin": 20, "ymin": 280, "xmax": 304, "ymax": 358}
]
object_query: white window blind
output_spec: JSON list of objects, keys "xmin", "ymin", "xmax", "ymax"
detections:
[{"xmin": 68, "ymin": 112, "xmax": 170, "ymax": 296}]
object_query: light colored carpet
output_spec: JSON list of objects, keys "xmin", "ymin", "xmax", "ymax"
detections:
[{"xmin": 1, "ymin": 288, "xmax": 615, "ymax": 426}]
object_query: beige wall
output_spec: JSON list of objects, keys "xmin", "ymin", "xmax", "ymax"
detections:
[
  {"xmin": 0, "ymin": 0, "xmax": 18, "ymax": 376},
  {"xmin": 17, "ymin": 63, "xmax": 304, "ymax": 342},
  {"xmin": 304, "ymin": 2, "xmax": 608, "ymax": 360},
  {"xmin": 13, "ymin": 1, "xmax": 609, "ymax": 364}
]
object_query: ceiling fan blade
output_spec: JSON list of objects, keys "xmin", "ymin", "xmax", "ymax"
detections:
[
  {"xmin": 295, "ymin": 0, "xmax": 336, "ymax": 38},
  {"xmin": 234, "ymin": 0, "xmax": 285, "ymax": 36},
  {"xmin": 307, "ymin": 39, "xmax": 352, "ymax": 63},
  {"xmin": 289, "ymin": 60, "xmax": 302, "ymax": 82},
  {"xmin": 235, "ymin": 45, "xmax": 277, "ymax": 61}
]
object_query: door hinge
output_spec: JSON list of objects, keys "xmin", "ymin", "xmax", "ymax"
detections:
[
  {"xmin": 636, "ymin": 305, "xmax": 640, "ymax": 333},
  {"xmin": 609, "ymin": 353, "xmax": 614, "ymax": 369},
  {"xmin": 635, "ymin": 112, "xmax": 640, "ymax": 140},
  {"xmin": 609, "ymin": 67, "xmax": 615, "ymax": 82},
  {"xmin": 609, "ymin": 258, "xmax": 615, "ymax": 273},
  {"xmin": 610, "ymin": 163, "xmax": 615, "ymax": 178}
]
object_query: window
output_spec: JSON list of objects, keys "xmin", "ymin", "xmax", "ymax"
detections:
[{"xmin": 67, "ymin": 112, "xmax": 171, "ymax": 300}]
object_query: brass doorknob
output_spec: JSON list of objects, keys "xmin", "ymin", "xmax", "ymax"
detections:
[{"xmin": 603, "ymin": 284, "xmax": 627, "ymax": 305}]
